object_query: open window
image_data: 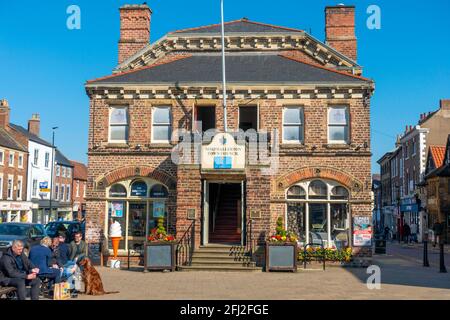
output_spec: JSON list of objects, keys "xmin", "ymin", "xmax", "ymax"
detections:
[
  {"xmin": 195, "ymin": 106, "xmax": 215, "ymax": 132},
  {"xmin": 239, "ymin": 106, "xmax": 258, "ymax": 131}
]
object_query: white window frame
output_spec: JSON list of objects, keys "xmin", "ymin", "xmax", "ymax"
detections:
[
  {"xmin": 18, "ymin": 153, "xmax": 23, "ymax": 169},
  {"xmin": 108, "ymin": 106, "xmax": 129, "ymax": 143},
  {"xmin": 44, "ymin": 152, "xmax": 50, "ymax": 168},
  {"xmin": 0, "ymin": 149, "xmax": 4, "ymax": 165},
  {"xmin": 17, "ymin": 176, "xmax": 23, "ymax": 200},
  {"xmin": 66, "ymin": 185, "xmax": 71, "ymax": 202},
  {"xmin": 8, "ymin": 152, "xmax": 14, "ymax": 167},
  {"xmin": 61, "ymin": 185, "xmax": 65, "ymax": 202},
  {"xmin": 55, "ymin": 183, "xmax": 59, "ymax": 201},
  {"xmin": 33, "ymin": 149, "xmax": 39, "ymax": 166},
  {"xmin": 7, "ymin": 175, "xmax": 14, "ymax": 200},
  {"xmin": 83, "ymin": 182, "xmax": 86, "ymax": 198},
  {"xmin": 32, "ymin": 179, "xmax": 38, "ymax": 198},
  {"xmin": 62, "ymin": 166, "xmax": 66, "ymax": 178},
  {"xmin": 56, "ymin": 165, "xmax": 60, "ymax": 177},
  {"xmin": 67, "ymin": 167, "xmax": 71, "ymax": 178},
  {"xmin": 328, "ymin": 106, "xmax": 349, "ymax": 144},
  {"xmin": 151, "ymin": 106, "xmax": 172, "ymax": 143},
  {"xmin": 282, "ymin": 106, "xmax": 304, "ymax": 144},
  {"xmin": 76, "ymin": 180, "xmax": 80, "ymax": 197}
]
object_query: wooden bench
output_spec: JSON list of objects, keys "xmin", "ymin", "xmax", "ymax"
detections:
[{"xmin": 0, "ymin": 286, "xmax": 16, "ymax": 300}]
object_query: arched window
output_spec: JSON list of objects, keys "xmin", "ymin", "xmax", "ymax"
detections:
[
  {"xmin": 109, "ymin": 184, "xmax": 127, "ymax": 197},
  {"xmin": 331, "ymin": 186, "xmax": 349, "ymax": 200},
  {"xmin": 130, "ymin": 180, "xmax": 148, "ymax": 197},
  {"xmin": 150, "ymin": 184, "xmax": 168, "ymax": 198},
  {"xmin": 308, "ymin": 180, "xmax": 327, "ymax": 199},
  {"xmin": 287, "ymin": 186, "xmax": 306, "ymax": 200}
]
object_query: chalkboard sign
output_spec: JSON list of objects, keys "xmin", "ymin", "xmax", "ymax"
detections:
[
  {"xmin": 144, "ymin": 243, "xmax": 176, "ymax": 271},
  {"xmin": 88, "ymin": 243, "xmax": 102, "ymax": 266},
  {"xmin": 265, "ymin": 243, "xmax": 297, "ymax": 272}
]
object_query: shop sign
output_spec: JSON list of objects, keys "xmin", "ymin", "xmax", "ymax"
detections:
[
  {"xmin": 131, "ymin": 181, "xmax": 147, "ymax": 197},
  {"xmin": 111, "ymin": 202, "xmax": 124, "ymax": 218},
  {"xmin": 0, "ymin": 201, "xmax": 32, "ymax": 211},
  {"xmin": 400, "ymin": 204, "xmax": 418, "ymax": 213},
  {"xmin": 201, "ymin": 133, "xmax": 245, "ymax": 171},
  {"xmin": 153, "ymin": 201, "xmax": 165, "ymax": 218},
  {"xmin": 353, "ymin": 216, "xmax": 372, "ymax": 247}
]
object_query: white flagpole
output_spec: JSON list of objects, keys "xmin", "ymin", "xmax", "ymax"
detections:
[{"xmin": 220, "ymin": 0, "xmax": 228, "ymax": 132}]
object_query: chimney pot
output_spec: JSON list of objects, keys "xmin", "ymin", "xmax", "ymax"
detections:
[
  {"xmin": 325, "ymin": 5, "xmax": 357, "ymax": 61},
  {"xmin": 440, "ymin": 99, "xmax": 450, "ymax": 111}
]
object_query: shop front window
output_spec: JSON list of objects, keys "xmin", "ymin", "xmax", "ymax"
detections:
[
  {"xmin": 107, "ymin": 179, "xmax": 169, "ymax": 252},
  {"xmin": 286, "ymin": 179, "xmax": 350, "ymax": 248}
]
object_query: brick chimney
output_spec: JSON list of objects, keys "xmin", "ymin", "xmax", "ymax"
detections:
[
  {"xmin": 0, "ymin": 99, "xmax": 10, "ymax": 128},
  {"xmin": 440, "ymin": 99, "xmax": 450, "ymax": 111},
  {"xmin": 28, "ymin": 114, "xmax": 40, "ymax": 136},
  {"xmin": 118, "ymin": 3, "xmax": 152, "ymax": 65},
  {"xmin": 325, "ymin": 4, "xmax": 357, "ymax": 61}
]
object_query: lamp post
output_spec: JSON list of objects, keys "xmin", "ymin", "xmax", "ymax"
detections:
[{"xmin": 49, "ymin": 126, "xmax": 58, "ymax": 222}]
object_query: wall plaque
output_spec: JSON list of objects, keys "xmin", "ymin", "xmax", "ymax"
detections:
[{"xmin": 201, "ymin": 133, "xmax": 245, "ymax": 170}]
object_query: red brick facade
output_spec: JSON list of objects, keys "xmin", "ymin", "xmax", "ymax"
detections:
[{"xmin": 325, "ymin": 5, "xmax": 357, "ymax": 61}]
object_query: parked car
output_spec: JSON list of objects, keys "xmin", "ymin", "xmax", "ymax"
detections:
[
  {"xmin": 45, "ymin": 221, "xmax": 85, "ymax": 243},
  {"xmin": 0, "ymin": 223, "xmax": 47, "ymax": 255}
]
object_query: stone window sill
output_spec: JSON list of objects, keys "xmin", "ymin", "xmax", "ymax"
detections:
[
  {"xmin": 324, "ymin": 143, "xmax": 351, "ymax": 150},
  {"xmin": 105, "ymin": 143, "xmax": 130, "ymax": 148},
  {"xmin": 280, "ymin": 144, "xmax": 306, "ymax": 149}
]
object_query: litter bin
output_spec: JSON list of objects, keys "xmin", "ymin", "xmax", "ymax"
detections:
[{"xmin": 374, "ymin": 235, "xmax": 386, "ymax": 254}]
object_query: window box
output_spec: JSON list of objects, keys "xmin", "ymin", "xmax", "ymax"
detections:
[
  {"xmin": 144, "ymin": 242, "xmax": 176, "ymax": 272},
  {"xmin": 265, "ymin": 242, "xmax": 298, "ymax": 272}
]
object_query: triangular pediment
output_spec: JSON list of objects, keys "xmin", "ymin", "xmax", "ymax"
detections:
[{"xmin": 114, "ymin": 19, "xmax": 361, "ymax": 75}]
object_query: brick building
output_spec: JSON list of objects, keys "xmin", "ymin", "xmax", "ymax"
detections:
[
  {"xmin": 0, "ymin": 99, "xmax": 31, "ymax": 222},
  {"xmin": 53, "ymin": 149, "xmax": 74, "ymax": 221},
  {"xmin": 85, "ymin": 4, "xmax": 374, "ymax": 267},
  {"xmin": 71, "ymin": 160, "xmax": 87, "ymax": 220},
  {"xmin": 424, "ymin": 137, "xmax": 450, "ymax": 242},
  {"xmin": 378, "ymin": 99, "xmax": 450, "ymax": 241}
]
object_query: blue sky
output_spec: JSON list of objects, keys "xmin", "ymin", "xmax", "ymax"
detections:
[{"xmin": 1, "ymin": 0, "xmax": 449, "ymax": 171}]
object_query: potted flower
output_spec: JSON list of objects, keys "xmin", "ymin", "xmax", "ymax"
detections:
[
  {"xmin": 265, "ymin": 217, "xmax": 298, "ymax": 272},
  {"xmin": 144, "ymin": 217, "xmax": 177, "ymax": 272}
]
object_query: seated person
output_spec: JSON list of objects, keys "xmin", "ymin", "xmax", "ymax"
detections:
[
  {"xmin": 29, "ymin": 237, "xmax": 62, "ymax": 290},
  {"xmin": 64, "ymin": 231, "xmax": 87, "ymax": 292},
  {"xmin": 57, "ymin": 233, "xmax": 70, "ymax": 266},
  {"xmin": 0, "ymin": 240, "xmax": 41, "ymax": 300},
  {"xmin": 50, "ymin": 237, "xmax": 63, "ymax": 268}
]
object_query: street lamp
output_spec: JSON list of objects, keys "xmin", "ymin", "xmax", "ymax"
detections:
[{"xmin": 49, "ymin": 126, "xmax": 58, "ymax": 222}]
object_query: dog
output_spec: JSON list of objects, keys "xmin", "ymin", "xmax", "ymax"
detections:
[{"xmin": 78, "ymin": 258, "xmax": 119, "ymax": 295}]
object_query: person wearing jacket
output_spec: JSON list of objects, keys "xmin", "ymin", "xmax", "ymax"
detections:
[
  {"xmin": 57, "ymin": 233, "xmax": 70, "ymax": 266},
  {"xmin": 68, "ymin": 232, "xmax": 88, "ymax": 262},
  {"xmin": 0, "ymin": 240, "xmax": 41, "ymax": 300},
  {"xmin": 29, "ymin": 237, "xmax": 62, "ymax": 289},
  {"xmin": 0, "ymin": 268, "xmax": 10, "ymax": 287}
]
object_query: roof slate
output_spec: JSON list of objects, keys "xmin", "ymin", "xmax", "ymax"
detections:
[
  {"xmin": 9, "ymin": 123, "xmax": 53, "ymax": 148},
  {"xmin": 89, "ymin": 53, "xmax": 370, "ymax": 85},
  {"xmin": 0, "ymin": 127, "xmax": 26, "ymax": 151},
  {"xmin": 55, "ymin": 149, "xmax": 72, "ymax": 167}
]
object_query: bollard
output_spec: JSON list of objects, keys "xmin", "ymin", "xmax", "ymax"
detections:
[
  {"xmin": 423, "ymin": 240, "xmax": 430, "ymax": 267},
  {"xmin": 439, "ymin": 243, "xmax": 447, "ymax": 273}
]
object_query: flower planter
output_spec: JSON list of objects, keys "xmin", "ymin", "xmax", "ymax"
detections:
[
  {"xmin": 265, "ymin": 242, "xmax": 298, "ymax": 272},
  {"xmin": 144, "ymin": 242, "xmax": 177, "ymax": 272}
]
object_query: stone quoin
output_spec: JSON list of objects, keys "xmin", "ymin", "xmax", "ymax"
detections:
[{"xmin": 85, "ymin": 3, "xmax": 375, "ymax": 268}]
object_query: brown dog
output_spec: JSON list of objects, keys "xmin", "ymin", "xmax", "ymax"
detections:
[{"xmin": 78, "ymin": 258, "xmax": 119, "ymax": 295}]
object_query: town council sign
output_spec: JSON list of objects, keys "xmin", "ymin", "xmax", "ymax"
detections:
[{"xmin": 201, "ymin": 133, "xmax": 245, "ymax": 171}]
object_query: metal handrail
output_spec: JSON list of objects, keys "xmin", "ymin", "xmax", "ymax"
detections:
[
  {"xmin": 303, "ymin": 243, "xmax": 326, "ymax": 271},
  {"xmin": 176, "ymin": 220, "xmax": 195, "ymax": 269},
  {"xmin": 245, "ymin": 219, "xmax": 254, "ymax": 261}
]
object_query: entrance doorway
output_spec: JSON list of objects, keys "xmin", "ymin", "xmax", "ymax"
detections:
[{"xmin": 203, "ymin": 182, "xmax": 244, "ymax": 245}]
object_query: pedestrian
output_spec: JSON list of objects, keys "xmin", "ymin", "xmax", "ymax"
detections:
[
  {"xmin": 384, "ymin": 226, "xmax": 390, "ymax": 240},
  {"xmin": 0, "ymin": 240, "xmax": 41, "ymax": 300},
  {"xmin": 432, "ymin": 221, "xmax": 444, "ymax": 247},
  {"xmin": 403, "ymin": 223, "xmax": 411, "ymax": 243},
  {"xmin": 29, "ymin": 237, "xmax": 62, "ymax": 291},
  {"xmin": 410, "ymin": 222, "xmax": 418, "ymax": 243},
  {"xmin": 57, "ymin": 233, "xmax": 71, "ymax": 266}
]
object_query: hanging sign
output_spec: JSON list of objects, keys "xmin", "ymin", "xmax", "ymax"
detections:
[
  {"xmin": 353, "ymin": 216, "xmax": 372, "ymax": 247},
  {"xmin": 153, "ymin": 201, "xmax": 165, "ymax": 218},
  {"xmin": 201, "ymin": 133, "xmax": 245, "ymax": 171},
  {"xmin": 131, "ymin": 181, "xmax": 147, "ymax": 197}
]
